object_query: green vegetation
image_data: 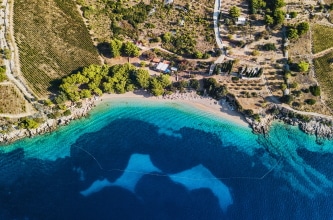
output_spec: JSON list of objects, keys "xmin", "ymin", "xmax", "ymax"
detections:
[
  {"xmin": 249, "ymin": 0, "xmax": 266, "ymax": 14},
  {"xmin": 309, "ymin": 85, "xmax": 321, "ymax": 96},
  {"xmin": 110, "ymin": 39, "xmax": 123, "ymax": 58},
  {"xmin": 13, "ymin": 0, "xmax": 100, "ymax": 97},
  {"xmin": 312, "ymin": 24, "xmax": 333, "ymax": 53},
  {"xmin": 58, "ymin": 64, "xmax": 172, "ymax": 102},
  {"xmin": 239, "ymin": 66, "xmax": 263, "ymax": 78},
  {"xmin": 0, "ymin": 66, "xmax": 7, "ymax": 82},
  {"xmin": 297, "ymin": 22, "xmax": 309, "ymax": 35},
  {"xmin": 314, "ymin": 51, "xmax": 333, "ymax": 108},
  {"xmin": 305, "ymin": 99, "xmax": 316, "ymax": 105},
  {"xmin": 263, "ymin": 43, "xmax": 276, "ymax": 51},
  {"xmin": 280, "ymin": 95, "xmax": 293, "ymax": 104},
  {"xmin": 162, "ymin": 32, "xmax": 197, "ymax": 57},
  {"xmin": 298, "ymin": 61, "xmax": 309, "ymax": 72},
  {"xmin": 265, "ymin": 15, "xmax": 274, "ymax": 25},
  {"xmin": 122, "ymin": 42, "xmax": 140, "ymax": 57},
  {"xmin": 251, "ymin": 50, "xmax": 260, "ymax": 56},
  {"xmin": 287, "ymin": 28, "xmax": 299, "ymax": 39},
  {"xmin": 203, "ymin": 78, "xmax": 228, "ymax": 100},
  {"xmin": 249, "ymin": 0, "xmax": 285, "ymax": 25},
  {"xmin": 109, "ymin": 40, "xmax": 140, "ymax": 58},
  {"xmin": 108, "ymin": 2, "xmax": 151, "ymax": 38},
  {"xmin": 0, "ymin": 48, "xmax": 11, "ymax": 60},
  {"xmin": 19, "ymin": 118, "xmax": 40, "ymax": 129},
  {"xmin": 289, "ymin": 11, "xmax": 297, "ymax": 18},
  {"xmin": 286, "ymin": 23, "xmax": 309, "ymax": 41},
  {"xmin": 229, "ymin": 6, "xmax": 241, "ymax": 18},
  {"xmin": 189, "ymin": 79, "xmax": 200, "ymax": 90},
  {"xmin": 214, "ymin": 60, "xmax": 235, "ymax": 75}
]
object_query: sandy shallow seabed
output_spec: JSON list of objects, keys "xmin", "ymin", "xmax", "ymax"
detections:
[{"xmin": 98, "ymin": 91, "xmax": 249, "ymax": 127}]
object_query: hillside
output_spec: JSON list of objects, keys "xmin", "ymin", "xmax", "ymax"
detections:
[{"xmin": 13, "ymin": 0, "xmax": 101, "ymax": 97}]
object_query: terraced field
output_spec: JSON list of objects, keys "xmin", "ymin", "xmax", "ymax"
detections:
[
  {"xmin": 312, "ymin": 24, "xmax": 333, "ymax": 54},
  {"xmin": 13, "ymin": 0, "xmax": 101, "ymax": 97},
  {"xmin": 314, "ymin": 51, "xmax": 333, "ymax": 109},
  {"xmin": 0, "ymin": 83, "xmax": 29, "ymax": 114}
]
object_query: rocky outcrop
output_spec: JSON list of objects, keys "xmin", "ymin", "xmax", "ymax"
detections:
[
  {"xmin": 245, "ymin": 114, "xmax": 274, "ymax": 135},
  {"xmin": 0, "ymin": 98, "xmax": 95, "ymax": 144},
  {"xmin": 246, "ymin": 104, "xmax": 333, "ymax": 139}
]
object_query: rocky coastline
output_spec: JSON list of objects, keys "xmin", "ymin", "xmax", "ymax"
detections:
[
  {"xmin": 0, "ymin": 98, "xmax": 95, "ymax": 144},
  {"xmin": 247, "ymin": 104, "xmax": 333, "ymax": 140}
]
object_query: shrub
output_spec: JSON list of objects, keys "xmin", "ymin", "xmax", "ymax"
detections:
[
  {"xmin": 63, "ymin": 109, "xmax": 72, "ymax": 116},
  {"xmin": 297, "ymin": 22, "xmax": 310, "ymax": 35},
  {"xmin": 252, "ymin": 50, "xmax": 260, "ymax": 56},
  {"xmin": 232, "ymin": 76, "xmax": 239, "ymax": 81},
  {"xmin": 244, "ymin": 109, "xmax": 254, "ymax": 115},
  {"xmin": 253, "ymin": 114, "xmax": 260, "ymax": 121},
  {"xmin": 290, "ymin": 82, "xmax": 298, "ymax": 89},
  {"xmin": 309, "ymin": 85, "xmax": 321, "ymax": 96},
  {"xmin": 290, "ymin": 11, "xmax": 297, "ymax": 18},
  {"xmin": 280, "ymin": 95, "xmax": 293, "ymax": 104},
  {"xmin": 19, "ymin": 118, "xmax": 39, "ymax": 129},
  {"xmin": 263, "ymin": 43, "xmax": 276, "ymax": 51},
  {"xmin": 305, "ymin": 99, "xmax": 316, "ymax": 105},
  {"xmin": 229, "ymin": 6, "xmax": 241, "ymax": 18},
  {"xmin": 189, "ymin": 79, "xmax": 200, "ymax": 90},
  {"xmin": 298, "ymin": 61, "xmax": 309, "ymax": 72}
]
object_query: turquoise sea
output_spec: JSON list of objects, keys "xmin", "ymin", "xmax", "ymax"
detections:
[{"xmin": 1, "ymin": 98, "xmax": 333, "ymax": 219}]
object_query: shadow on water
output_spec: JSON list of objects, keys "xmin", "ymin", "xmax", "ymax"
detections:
[{"xmin": 1, "ymin": 118, "xmax": 333, "ymax": 219}]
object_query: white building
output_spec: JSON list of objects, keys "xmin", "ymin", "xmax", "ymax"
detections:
[
  {"xmin": 236, "ymin": 17, "xmax": 246, "ymax": 25},
  {"xmin": 164, "ymin": 0, "xmax": 174, "ymax": 5},
  {"xmin": 156, "ymin": 62, "xmax": 169, "ymax": 72}
]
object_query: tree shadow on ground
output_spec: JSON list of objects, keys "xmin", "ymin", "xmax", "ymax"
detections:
[{"xmin": 97, "ymin": 42, "xmax": 112, "ymax": 59}]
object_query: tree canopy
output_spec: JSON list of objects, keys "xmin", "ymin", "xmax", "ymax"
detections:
[
  {"xmin": 309, "ymin": 85, "xmax": 320, "ymax": 96},
  {"xmin": 265, "ymin": 15, "xmax": 274, "ymax": 25},
  {"xmin": 122, "ymin": 42, "xmax": 140, "ymax": 57},
  {"xmin": 109, "ymin": 40, "xmax": 140, "ymax": 58},
  {"xmin": 229, "ymin": 6, "xmax": 241, "ymax": 18},
  {"xmin": 298, "ymin": 61, "xmax": 309, "ymax": 72},
  {"xmin": 287, "ymin": 28, "xmax": 298, "ymax": 39},
  {"xmin": 297, "ymin": 22, "xmax": 310, "ymax": 36},
  {"xmin": 58, "ymin": 64, "xmax": 172, "ymax": 102}
]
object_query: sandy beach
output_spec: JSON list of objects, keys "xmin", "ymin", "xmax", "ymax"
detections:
[{"xmin": 98, "ymin": 90, "xmax": 249, "ymax": 127}]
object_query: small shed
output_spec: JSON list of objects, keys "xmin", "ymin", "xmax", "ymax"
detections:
[
  {"xmin": 171, "ymin": 67, "xmax": 178, "ymax": 72},
  {"xmin": 236, "ymin": 17, "xmax": 246, "ymax": 25}
]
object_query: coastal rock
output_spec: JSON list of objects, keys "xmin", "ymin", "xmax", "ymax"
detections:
[
  {"xmin": 0, "ymin": 98, "xmax": 95, "ymax": 144},
  {"xmin": 246, "ymin": 114, "xmax": 274, "ymax": 135}
]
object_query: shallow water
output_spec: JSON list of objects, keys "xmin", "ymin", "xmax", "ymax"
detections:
[{"xmin": 0, "ymin": 99, "xmax": 333, "ymax": 219}]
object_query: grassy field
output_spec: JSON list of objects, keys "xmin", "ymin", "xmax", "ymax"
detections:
[
  {"xmin": 314, "ymin": 51, "xmax": 333, "ymax": 109},
  {"xmin": 0, "ymin": 83, "xmax": 28, "ymax": 114},
  {"xmin": 312, "ymin": 24, "xmax": 333, "ymax": 54},
  {"xmin": 13, "ymin": 0, "xmax": 101, "ymax": 97}
]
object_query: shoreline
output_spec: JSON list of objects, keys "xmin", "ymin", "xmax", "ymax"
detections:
[
  {"xmin": 0, "ymin": 90, "xmax": 249, "ymax": 145},
  {"xmin": 1, "ymin": 90, "xmax": 333, "ymax": 145},
  {"xmin": 98, "ymin": 90, "xmax": 249, "ymax": 128}
]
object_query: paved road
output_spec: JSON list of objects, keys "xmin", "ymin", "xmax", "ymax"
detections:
[
  {"xmin": 210, "ymin": 0, "xmax": 225, "ymax": 74},
  {"xmin": 213, "ymin": 0, "xmax": 223, "ymax": 50},
  {"xmin": 0, "ymin": 0, "xmax": 35, "ymax": 100}
]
